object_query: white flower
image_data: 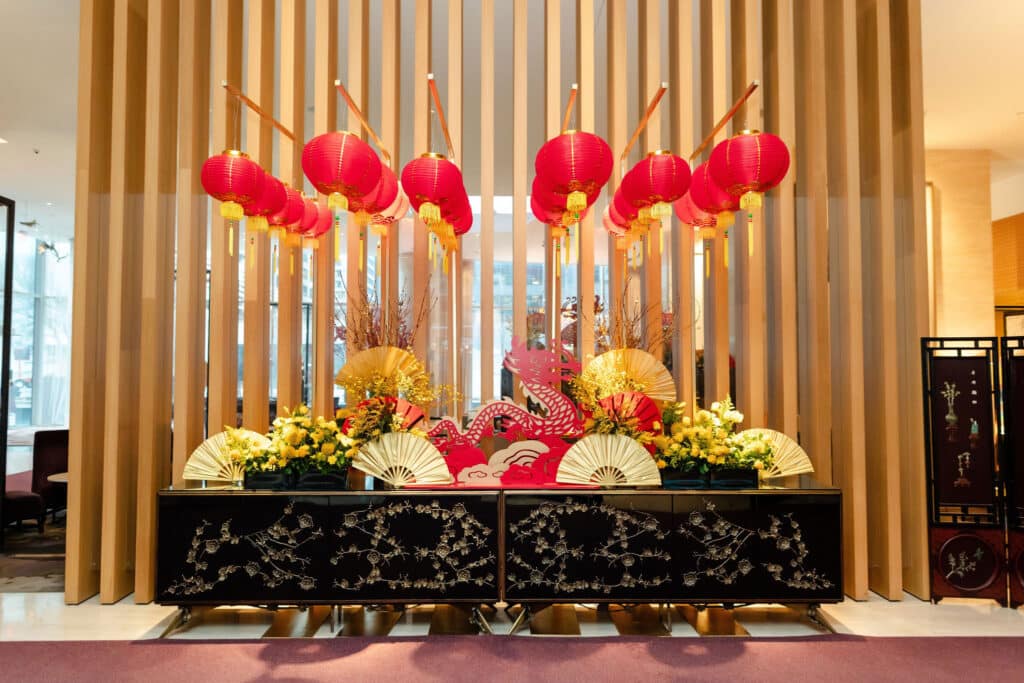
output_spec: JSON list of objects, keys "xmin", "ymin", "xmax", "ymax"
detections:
[
  {"xmin": 725, "ymin": 410, "xmax": 744, "ymax": 423},
  {"xmin": 710, "ymin": 402, "xmax": 721, "ymax": 411}
]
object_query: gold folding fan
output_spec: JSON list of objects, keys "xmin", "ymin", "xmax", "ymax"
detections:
[
  {"xmin": 183, "ymin": 430, "xmax": 270, "ymax": 483},
  {"xmin": 335, "ymin": 345, "xmax": 424, "ymax": 388},
  {"xmin": 556, "ymin": 433, "xmax": 662, "ymax": 487},
  {"xmin": 580, "ymin": 348, "xmax": 676, "ymax": 402},
  {"xmin": 738, "ymin": 428, "xmax": 815, "ymax": 479},
  {"xmin": 352, "ymin": 432, "xmax": 453, "ymax": 488}
]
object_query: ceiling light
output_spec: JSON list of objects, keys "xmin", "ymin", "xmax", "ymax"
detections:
[{"xmin": 0, "ymin": 137, "xmax": 7, "ymax": 144}]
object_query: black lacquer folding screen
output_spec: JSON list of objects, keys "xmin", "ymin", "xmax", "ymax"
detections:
[{"xmin": 1002, "ymin": 337, "xmax": 1024, "ymax": 606}]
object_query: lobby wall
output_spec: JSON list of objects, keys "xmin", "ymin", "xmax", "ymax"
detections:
[{"xmin": 67, "ymin": 0, "xmax": 930, "ymax": 606}]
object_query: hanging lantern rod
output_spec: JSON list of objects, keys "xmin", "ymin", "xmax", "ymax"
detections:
[
  {"xmin": 560, "ymin": 83, "xmax": 579, "ymax": 134},
  {"xmin": 427, "ymin": 73, "xmax": 457, "ymax": 165},
  {"xmin": 688, "ymin": 80, "xmax": 759, "ymax": 162},
  {"xmin": 222, "ymin": 81, "xmax": 295, "ymax": 142},
  {"xmin": 334, "ymin": 80, "xmax": 392, "ymax": 166},
  {"xmin": 620, "ymin": 82, "xmax": 669, "ymax": 165}
]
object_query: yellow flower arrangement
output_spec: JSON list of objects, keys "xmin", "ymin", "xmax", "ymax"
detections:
[
  {"xmin": 236, "ymin": 404, "xmax": 352, "ymax": 476},
  {"xmin": 654, "ymin": 396, "xmax": 774, "ymax": 474}
]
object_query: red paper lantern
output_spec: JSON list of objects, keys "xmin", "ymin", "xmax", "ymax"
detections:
[
  {"xmin": 674, "ymin": 192, "xmax": 717, "ymax": 240},
  {"xmin": 689, "ymin": 161, "xmax": 739, "ymax": 229},
  {"xmin": 297, "ymin": 197, "xmax": 320, "ymax": 234},
  {"xmin": 621, "ymin": 150, "xmax": 692, "ymax": 218},
  {"xmin": 708, "ymin": 130, "xmax": 790, "ymax": 209},
  {"xmin": 268, "ymin": 186, "xmax": 306, "ymax": 230},
  {"xmin": 370, "ymin": 189, "xmax": 409, "ymax": 234},
  {"xmin": 241, "ymin": 172, "xmax": 287, "ymax": 232},
  {"xmin": 201, "ymin": 150, "xmax": 262, "ymax": 221},
  {"xmin": 532, "ymin": 194, "xmax": 566, "ymax": 227},
  {"xmin": 534, "ymin": 131, "xmax": 613, "ymax": 214},
  {"xmin": 351, "ymin": 165, "xmax": 400, "ymax": 217},
  {"xmin": 301, "ymin": 130, "xmax": 382, "ymax": 212},
  {"xmin": 601, "ymin": 205, "xmax": 628, "ymax": 237},
  {"xmin": 400, "ymin": 153, "xmax": 465, "ymax": 226},
  {"xmin": 308, "ymin": 202, "xmax": 334, "ymax": 238},
  {"xmin": 612, "ymin": 189, "xmax": 639, "ymax": 223}
]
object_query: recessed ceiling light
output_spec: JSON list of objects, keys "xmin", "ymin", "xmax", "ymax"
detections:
[
  {"xmin": 46, "ymin": 202, "xmax": 53, "ymax": 207},
  {"xmin": 0, "ymin": 137, "xmax": 7, "ymax": 144}
]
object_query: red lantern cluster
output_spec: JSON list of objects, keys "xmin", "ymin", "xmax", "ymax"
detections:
[
  {"xmin": 708, "ymin": 130, "xmax": 790, "ymax": 209},
  {"xmin": 533, "ymin": 131, "xmax": 613, "ymax": 218},
  {"xmin": 201, "ymin": 150, "xmax": 263, "ymax": 221},
  {"xmin": 619, "ymin": 150, "xmax": 691, "ymax": 220},
  {"xmin": 401, "ymin": 153, "xmax": 472, "ymax": 257}
]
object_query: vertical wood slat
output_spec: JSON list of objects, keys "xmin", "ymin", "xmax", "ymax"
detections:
[
  {"xmin": 575, "ymin": 0, "xmax": 596, "ymax": 365},
  {"xmin": 793, "ymin": 0, "xmax": 833, "ymax": 483},
  {"xmin": 134, "ymin": 0, "xmax": 179, "ymax": 604},
  {"xmin": 825, "ymin": 0, "xmax": 869, "ymax": 600},
  {"xmin": 669, "ymin": 0, "xmax": 696, "ymax": 410},
  {"xmin": 763, "ymin": 0, "xmax": 799, "ymax": 436},
  {"xmin": 448, "ymin": 0, "xmax": 464, "ymax": 416},
  {"xmin": 606, "ymin": 0, "xmax": 627, "ymax": 343},
  {"xmin": 701, "ymin": 0, "xmax": 730, "ymax": 404},
  {"xmin": 512, "ymin": 0, "xmax": 527, "ymax": 372},
  {"xmin": 544, "ymin": 0, "xmax": 559, "ymax": 349},
  {"xmin": 67, "ymin": 0, "xmax": 114, "ymax": 604},
  {"xmin": 891, "ymin": 0, "xmax": 930, "ymax": 599},
  {"xmin": 207, "ymin": 0, "xmax": 243, "ymax": 434},
  {"xmin": 311, "ymin": 0, "xmax": 337, "ymax": 418},
  {"xmin": 638, "ymin": 0, "xmax": 663, "ymax": 362},
  {"xmin": 857, "ymin": 0, "xmax": 903, "ymax": 599},
  {"xmin": 479, "ymin": 0, "xmax": 495, "ymax": 402},
  {"xmin": 346, "ymin": 0, "xmax": 369, "ymax": 362},
  {"xmin": 732, "ymin": 0, "xmax": 767, "ymax": 426},
  {"xmin": 411, "ymin": 0, "xmax": 431, "ymax": 368},
  {"xmin": 241, "ymin": 0, "xmax": 274, "ymax": 430},
  {"xmin": 276, "ymin": 0, "xmax": 306, "ymax": 411},
  {"xmin": 100, "ymin": 0, "xmax": 147, "ymax": 602},
  {"xmin": 381, "ymin": 0, "xmax": 401, "ymax": 343}
]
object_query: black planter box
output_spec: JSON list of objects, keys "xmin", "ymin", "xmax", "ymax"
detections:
[
  {"xmin": 709, "ymin": 468, "xmax": 759, "ymax": 489},
  {"xmin": 661, "ymin": 469, "xmax": 709, "ymax": 489},
  {"xmin": 244, "ymin": 471, "xmax": 295, "ymax": 490},
  {"xmin": 295, "ymin": 471, "xmax": 349, "ymax": 490}
]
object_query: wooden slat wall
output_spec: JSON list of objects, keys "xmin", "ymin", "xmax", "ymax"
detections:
[
  {"xmin": 700, "ymin": 0, "xmax": 731, "ymax": 403},
  {"xmin": 638, "ymin": 0, "xmax": 663, "ymax": 362},
  {"xmin": 345, "ymin": 0, "xmax": 369, "ymax": 362},
  {"xmin": 134, "ymin": 0, "xmax": 179, "ymax": 604},
  {"xmin": 311, "ymin": 0, "xmax": 336, "ymax": 418},
  {"xmin": 575, "ymin": 0, "xmax": 596, "ymax": 364},
  {"xmin": 669, "ymin": 0, "xmax": 696, "ymax": 410},
  {"xmin": 67, "ymin": 0, "xmax": 114, "ymax": 605},
  {"xmin": 275, "ymin": 0, "xmax": 306, "ymax": 411},
  {"xmin": 544, "ymin": 0, "xmax": 559, "ymax": 350},
  {"xmin": 208, "ymin": 0, "xmax": 242, "ymax": 434},
  {"xmin": 479, "ymin": 0, "xmax": 495, "ymax": 401},
  {"xmin": 857, "ymin": 0, "xmax": 902, "ymax": 599},
  {"xmin": 763, "ymin": 0, "xmax": 799, "ymax": 436},
  {"xmin": 242, "ymin": 0, "xmax": 274, "ymax": 430},
  {"xmin": 68, "ymin": 0, "xmax": 933, "ymax": 603},
  {"xmin": 891, "ymin": 0, "xmax": 930, "ymax": 599},
  {"xmin": 824, "ymin": 0, "xmax": 869, "ymax": 599}
]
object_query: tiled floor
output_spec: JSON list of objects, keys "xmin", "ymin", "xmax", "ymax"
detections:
[{"xmin": 0, "ymin": 592, "xmax": 1022, "ymax": 640}]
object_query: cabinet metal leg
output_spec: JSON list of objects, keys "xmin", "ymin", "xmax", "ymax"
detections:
[
  {"xmin": 470, "ymin": 606, "xmax": 493, "ymax": 634},
  {"xmin": 507, "ymin": 604, "xmax": 531, "ymax": 635}
]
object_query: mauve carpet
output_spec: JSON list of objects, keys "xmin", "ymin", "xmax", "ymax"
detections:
[{"xmin": 0, "ymin": 636, "xmax": 1019, "ymax": 683}]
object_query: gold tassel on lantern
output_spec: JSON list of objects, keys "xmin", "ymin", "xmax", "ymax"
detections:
[
  {"xmin": 740, "ymin": 191, "xmax": 763, "ymax": 210},
  {"xmin": 335, "ymin": 221, "xmax": 341, "ymax": 262},
  {"xmin": 221, "ymin": 201, "xmax": 244, "ymax": 221},
  {"xmin": 359, "ymin": 228, "xmax": 365, "ymax": 272},
  {"xmin": 248, "ymin": 216, "xmax": 269, "ymax": 233},
  {"xmin": 328, "ymin": 192, "xmax": 348, "ymax": 212},
  {"xmin": 228, "ymin": 225, "xmax": 235, "ymax": 257},
  {"xmin": 419, "ymin": 202, "xmax": 441, "ymax": 225},
  {"xmin": 716, "ymin": 211, "xmax": 735, "ymax": 229},
  {"xmin": 651, "ymin": 201, "xmax": 671, "ymax": 219},
  {"xmin": 566, "ymin": 190, "xmax": 587, "ymax": 213}
]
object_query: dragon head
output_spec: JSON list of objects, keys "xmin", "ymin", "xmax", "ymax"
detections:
[{"xmin": 503, "ymin": 336, "xmax": 581, "ymax": 389}]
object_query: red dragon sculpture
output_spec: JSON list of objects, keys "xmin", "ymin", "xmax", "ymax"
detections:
[{"xmin": 426, "ymin": 337, "xmax": 583, "ymax": 452}]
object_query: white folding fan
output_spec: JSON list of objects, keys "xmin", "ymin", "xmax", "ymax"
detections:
[
  {"xmin": 183, "ymin": 430, "xmax": 270, "ymax": 483},
  {"xmin": 738, "ymin": 428, "xmax": 815, "ymax": 479},
  {"xmin": 556, "ymin": 433, "xmax": 662, "ymax": 487},
  {"xmin": 582, "ymin": 348, "xmax": 677, "ymax": 402},
  {"xmin": 353, "ymin": 432, "xmax": 453, "ymax": 488}
]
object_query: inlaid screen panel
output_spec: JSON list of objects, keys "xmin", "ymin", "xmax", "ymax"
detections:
[
  {"xmin": 156, "ymin": 492, "xmax": 500, "ymax": 605},
  {"xmin": 1003, "ymin": 337, "xmax": 1024, "ymax": 528}
]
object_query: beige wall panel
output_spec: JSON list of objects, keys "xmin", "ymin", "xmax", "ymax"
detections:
[
  {"xmin": 345, "ymin": 0, "xmax": 369, "ymax": 364},
  {"xmin": 208, "ymin": 0, "xmax": 243, "ymax": 433},
  {"xmin": 544, "ymin": 0, "xmax": 560, "ymax": 350},
  {"xmin": 857, "ymin": 0, "xmax": 903, "ymax": 599},
  {"xmin": 763, "ymin": 0, "xmax": 799, "ymax": 436},
  {"xmin": 241, "ymin": 0, "xmax": 274, "ymax": 430},
  {"xmin": 479, "ymin": 0, "xmax": 495, "ymax": 401},
  {"xmin": 449, "ymin": 0, "xmax": 464, "ymax": 416},
  {"xmin": 606, "ymin": 0, "xmax": 626, "ymax": 341},
  {"xmin": 412, "ymin": 0, "xmax": 431, "ymax": 367},
  {"xmin": 381, "ymin": 0, "xmax": 401, "ymax": 326},
  {"xmin": 639, "ymin": 0, "xmax": 664, "ymax": 363},
  {"xmin": 669, "ymin": 0, "xmax": 696, "ymax": 409},
  {"xmin": 926, "ymin": 149, "xmax": 995, "ymax": 336},
  {"xmin": 993, "ymin": 214, "xmax": 1024, "ymax": 306},
  {"xmin": 576, "ymin": 0, "xmax": 596, "ymax": 364},
  {"xmin": 276, "ymin": 0, "xmax": 306, "ymax": 411},
  {"xmin": 67, "ymin": 0, "xmax": 114, "ymax": 604},
  {"xmin": 134, "ymin": 0, "xmax": 179, "ymax": 604},
  {"xmin": 891, "ymin": 0, "xmax": 930, "ymax": 598},
  {"xmin": 101, "ymin": 0, "xmax": 147, "ymax": 603}
]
